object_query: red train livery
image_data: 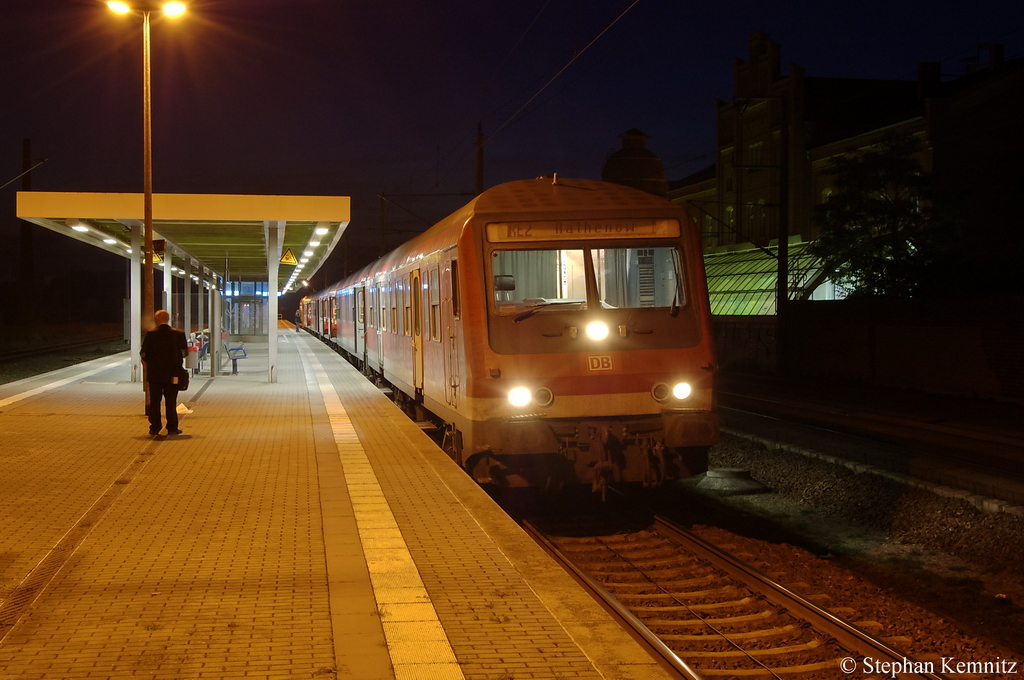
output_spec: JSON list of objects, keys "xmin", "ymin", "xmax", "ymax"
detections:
[{"xmin": 301, "ymin": 177, "xmax": 718, "ymax": 490}]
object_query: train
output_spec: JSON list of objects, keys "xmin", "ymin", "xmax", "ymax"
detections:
[{"xmin": 300, "ymin": 176, "xmax": 718, "ymax": 491}]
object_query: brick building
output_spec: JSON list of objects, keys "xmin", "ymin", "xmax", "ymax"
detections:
[{"xmin": 669, "ymin": 31, "xmax": 1022, "ymax": 313}]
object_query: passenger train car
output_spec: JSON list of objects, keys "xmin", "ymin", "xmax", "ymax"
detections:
[{"xmin": 301, "ymin": 176, "xmax": 718, "ymax": 490}]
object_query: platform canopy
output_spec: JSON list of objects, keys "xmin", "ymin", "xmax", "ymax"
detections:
[{"xmin": 16, "ymin": 192, "xmax": 350, "ymax": 293}]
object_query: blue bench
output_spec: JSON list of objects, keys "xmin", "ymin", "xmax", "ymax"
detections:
[{"xmin": 223, "ymin": 340, "xmax": 248, "ymax": 374}]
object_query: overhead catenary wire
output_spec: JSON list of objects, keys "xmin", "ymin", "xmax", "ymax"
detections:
[
  {"xmin": 488, "ymin": 0, "xmax": 643, "ymax": 140},
  {"xmin": 420, "ymin": 0, "xmax": 647, "ymax": 193}
]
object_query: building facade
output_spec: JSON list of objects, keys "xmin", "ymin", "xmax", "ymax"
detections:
[{"xmin": 669, "ymin": 32, "xmax": 1021, "ymax": 312}]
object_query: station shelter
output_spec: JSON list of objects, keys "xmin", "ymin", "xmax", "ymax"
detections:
[{"xmin": 16, "ymin": 192, "xmax": 350, "ymax": 383}]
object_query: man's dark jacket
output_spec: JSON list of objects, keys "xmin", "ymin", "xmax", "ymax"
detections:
[{"xmin": 141, "ymin": 324, "xmax": 188, "ymax": 382}]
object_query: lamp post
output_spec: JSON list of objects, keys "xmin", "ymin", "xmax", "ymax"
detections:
[{"xmin": 107, "ymin": 1, "xmax": 186, "ymax": 329}]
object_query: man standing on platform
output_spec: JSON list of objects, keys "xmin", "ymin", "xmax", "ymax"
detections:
[{"xmin": 141, "ymin": 309, "xmax": 189, "ymax": 436}]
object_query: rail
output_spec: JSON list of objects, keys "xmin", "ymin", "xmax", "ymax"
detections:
[
  {"xmin": 651, "ymin": 515, "xmax": 949, "ymax": 680},
  {"xmin": 527, "ymin": 517, "xmax": 951, "ymax": 680},
  {"xmin": 0, "ymin": 335, "xmax": 124, "ymax": 364},
  {"xmin": 523, "ymin": 520, "xmax": 703, "ymax": 680}
]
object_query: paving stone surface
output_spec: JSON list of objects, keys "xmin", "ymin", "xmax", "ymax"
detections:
[{"xmin": 0, "ymin": 334, "xmax": 671, "ymax": 680}]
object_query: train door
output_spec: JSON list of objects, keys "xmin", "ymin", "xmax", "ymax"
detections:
[
  {"xmin": 410, "ymin": 269, "xmax": 424, "ymax": 391},
  {"xmin": 329, "ymin": 295, "xmax": 337, "ymax": 341},
  {"xmin": 376, "ymin": 278, "xmax": 385, "ymax": 374},
  {"xmin": 442, "ymin": 251, "xmax": 460, "ymax": 407}
]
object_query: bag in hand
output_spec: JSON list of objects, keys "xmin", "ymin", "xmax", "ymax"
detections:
[{"xmin": 175, "ymin": 367, "xmax": 190, "ymax": 391}]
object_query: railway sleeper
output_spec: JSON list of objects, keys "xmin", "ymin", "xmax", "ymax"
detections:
[
  {"xmin": 612, "ymin": 586, "xmax": 742, "ymax": 600},
  {"xmin": 695, "ymin": 659, "xmax": 842, "ymax": 676},
  {"xmin": 632, "ymin": 596, "xmax": 756, "ymax": 611},
  {"xmin": 683, "ymin": 639, "xmax": 821, "ymax": 657},
  {"xmin": 644, "ymin": 610, "xmax": 776, "ymax": 627},
  {"xmin": 660, "ymin": 624, "xmax": 797, "ymax": 641}
]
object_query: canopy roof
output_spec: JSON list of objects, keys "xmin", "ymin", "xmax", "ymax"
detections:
[
  {"xmin": 16, "ymin": 191, "xmax": 350, "ymax": 293},
  {"xmin": 704, "ymin": 239, "xmax": 826, "ymax": 315}
]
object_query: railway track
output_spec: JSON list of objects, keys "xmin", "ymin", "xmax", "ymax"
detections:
[
  {"xmin": 526, "ymin": 516, "xmax": 949, "ymax": 679},
  {"xmin": 0, "ymin": 335, "xmax": 124, "ymax": 364}
]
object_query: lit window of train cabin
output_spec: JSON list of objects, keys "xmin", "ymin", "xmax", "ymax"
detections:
[
  {"xmin": 489, "ymin": 247, "xmax": 683, "ymax": 312},
  {"xmin": 402, "ymin": 276, "xmax": 410, "ymax": 336},
  {"xmin": 429, "ymin": 267, "xmax": 441, "ymax": 341},
  {"xmin": 450, "ymin": 259, "xmax": 461, "ymax": 319},
  {"xmin": 390, "ymin": 283, "xmax": 398, "ymax": 333}
]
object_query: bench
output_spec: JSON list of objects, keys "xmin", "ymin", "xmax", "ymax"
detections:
[{"xmin": 223, "ymin": 340, "xmax": 248, "ymax": 374}]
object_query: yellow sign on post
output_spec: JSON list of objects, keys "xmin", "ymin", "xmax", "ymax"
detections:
[{"xmin": 280, "ymin": 248, "xmax": 298, "ymax": 265}]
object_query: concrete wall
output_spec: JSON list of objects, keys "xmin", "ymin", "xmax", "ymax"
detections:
[{"xmin": 713, "ymin": 298, "xmax": 1024, "ymax": 402}]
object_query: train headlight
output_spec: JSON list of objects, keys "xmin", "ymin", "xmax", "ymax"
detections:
[
  {"xmin": 652, "ymin": 383, "xmax": 671, "ymax": 402},
  {"xmin": 533, "ymin": 387, "xmax": 554, "ymax": 407},
  {"xmin": 508, "ymin": 387, "xmax": 532, "ymax": 407},
  {"xmin": 672, "ymin": 382, "xmax": 692, "ymax": 400},
  {"xmin": 585, "ymin": 321, "xmax": 609, "ymax": 340}
]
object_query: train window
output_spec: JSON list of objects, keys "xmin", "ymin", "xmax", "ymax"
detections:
[
  {"xmin": 390, "ymin": 284, "xmax": 398, "ymax": 334},
  {"xmin": 490, "ymin": 249, "xmax": 587, "ymax": 314},
  {"xmin": 381, "ymin": 281, "xmax": 388, "ymax": 332},
  {"xmin": 370, "ymin": 287, "xmax": 377, "ymax": 328},
  {"xmin": 429, "ymin": 267, "xmax": 440, "ymax": 341},
  {"xmin": 357, "ymin": 289, "xmax": 365, "ymax": 325},
  {"xmin": 450, "ymin": 259, "xmax": 461, "ymax": 319},
  {"xmin": 402, "ymin": 276, "xmax": 410, "ymax": 335},
  {"xmin": 411, "ymin": 275, "xmax": 421, "ymax": 337},
  {"xmin": 490, "ymin": 246, "xmax": 685, "ymax": 313},
  {"xmin": 593, "ymin": 246, "xmax": 685, "ymax": 309}
]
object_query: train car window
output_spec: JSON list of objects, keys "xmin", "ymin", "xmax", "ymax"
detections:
[
  {"xmin": 412, "ymin": 276, "xmax": 422, "ymax": 337},
  {"xmin": 370, "ymin": 287, "xmax": 377, "ymax": 328},
  {"xmin": 429, "ymin": 267, "xmax": 440, "ymax": 341},
  {"xmin": 450, "ymin": 259, "xmax": 461, "ymax": 319},
  {"xmin": 490, "ymin": 246, "xmax": 685, "ymax": 314},
  {"xmin": 357, "ymin": 289, "xmax": 365, "ymax": 325},
  {"xmin": 390, "ymin": 284, "xmax": 398, "ymax": 334},
  {"xmin": 490, "ymin": 249, "xmax": 587, "ymax": 315},
  {"xmin": 402, "ymin": 276, "xmax": 410, "ymax": 336},
  {"xmin": 387, "ymin": 282, "xmax": 395, "ymax": 333},
  {"xmin": 380, "ymin": 281, "xmax": 388, "ymax": 333},
  {"xmin": 593, "ymin": 246, "xmax": 685, "ymax": 309}
]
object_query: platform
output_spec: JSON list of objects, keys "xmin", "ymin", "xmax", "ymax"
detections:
[{"xmin": 0, "ymin": 332, "xmax": 671, "ymax": 680}]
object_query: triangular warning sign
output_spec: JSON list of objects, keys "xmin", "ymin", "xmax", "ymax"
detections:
[
  {"xmin": 280, "ymin": 248, "xmax": 298, "ymax": 265},
  {"xmin": 152, "ymin": 251, "xmax": 163, "ymax": 264}
]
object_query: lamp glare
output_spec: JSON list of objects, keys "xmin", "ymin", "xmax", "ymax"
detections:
[
  {"xmin": 107, "ymin": 1, "xmax": 131, "ymax": 13},
  {"xmin": 162, "ymin": 2, "xmax": 186, "ymax": 17}
]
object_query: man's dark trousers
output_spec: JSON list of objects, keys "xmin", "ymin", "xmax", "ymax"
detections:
[{"xmin": 148, "ymin": 380, "xmax": 180, "ymax": 432}]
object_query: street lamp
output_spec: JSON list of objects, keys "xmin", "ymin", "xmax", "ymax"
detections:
[{"xmin": 107, "ymin": 1, "xmax": 186, "ymax": 330}]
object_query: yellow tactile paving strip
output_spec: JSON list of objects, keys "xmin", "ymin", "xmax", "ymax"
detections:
[
  {"xmin": 302, "ymin": 349, "xmax": 464, "ymax": 680},
  {"xmin": 296, "ymin": 335, "xmax": 672, "ymax": 680}
]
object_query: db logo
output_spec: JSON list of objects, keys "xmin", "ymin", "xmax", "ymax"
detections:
[{"xmin": 587, "ymin": 355, "xmax": 614, "ymax": 372}]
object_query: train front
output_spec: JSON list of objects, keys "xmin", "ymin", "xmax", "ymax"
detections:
[{"xmin": 463, "ymin": 178, "xmax": 718, "ymax": 490}]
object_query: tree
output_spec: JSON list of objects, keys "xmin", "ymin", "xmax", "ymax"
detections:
[{"xmin": 810, "ymin": 132, "xmax": 959, "ymax": 298}]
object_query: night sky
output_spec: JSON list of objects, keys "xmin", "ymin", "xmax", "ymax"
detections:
[{"xmin": 2, "ymin": 0, "xmax": 1022, "ymax": 290}]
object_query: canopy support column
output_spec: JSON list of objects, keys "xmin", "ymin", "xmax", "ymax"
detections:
[
  {"xmin": 265, "ymin": 220, "xmax": 284, "ymax": 383},
  {"xmin": 163, "ymin": 250, "xmax": 173, "ymax": 320},
  {"xmin": 209, "ymin": 274, "xmax": 220, "ymax": 377},
  {"xmin": 182, "ymin": 258, "xmax": 192, "ymax": 336}
]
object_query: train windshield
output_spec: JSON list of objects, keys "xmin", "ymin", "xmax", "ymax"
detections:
[{"xmin": 491, "ymin": 246, "xmax": 684, "ymax": 315}]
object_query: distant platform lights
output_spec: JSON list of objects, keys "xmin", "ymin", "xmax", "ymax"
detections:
[{"xmin": 284, "ymin": 221, "xmax": 330, "ymax": 293}]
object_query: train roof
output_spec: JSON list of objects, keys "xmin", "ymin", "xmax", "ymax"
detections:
[
  {"xmin": 326, "ymin": 178, "xmax": 686, "ymax": 291},
  {"xmin": 470, "ymin": 176, "xmax": 679, "ymax": 217}
]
